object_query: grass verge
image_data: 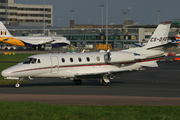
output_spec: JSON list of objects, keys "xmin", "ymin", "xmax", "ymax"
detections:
[
  {"xmin": 0, "ymin": 53, "xmax": 36, "ymax": 62},
  {"xmin": 0, "ymin": 101, "xmax": 180, "ymax": 120}
]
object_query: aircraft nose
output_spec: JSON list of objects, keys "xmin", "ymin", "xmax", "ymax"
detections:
[
  {"xmin": 1, "ymin": 69, "xmax": 10, "ymax": 77},
  {"xmin": 1, "ymin": 67, "xmax": 20, "ymax": 80}
]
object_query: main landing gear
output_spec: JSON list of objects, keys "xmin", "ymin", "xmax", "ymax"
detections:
[
  {"xmin": 73, "ymin": 75, "xmax": 111, "ymax": 86},
  {"xmin": 100, "ymin": 79, "xmax": 109, "ymax": 86},
  {"xmin": 100, "ymin": 75, "xmax": 110, "ymax": 86},
  {"xmin": 73, "ymin": 79, "xmax": 82, "ymax": 85}
]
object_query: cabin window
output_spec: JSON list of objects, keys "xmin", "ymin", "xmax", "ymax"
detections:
[
  {"xmin": 70, "ymin": 58, "xmax": 73, "ymax": 62},
  {"xmin": 86, "ymin": 57, "xmax": 90, "ymax": 62},
  {"xmin": 62, "ymin": 58, "xmax": 65, "ymax": 63},
  {"xmin": 78, "ymin": 57, "xmax": 82, "ymax": 62}
]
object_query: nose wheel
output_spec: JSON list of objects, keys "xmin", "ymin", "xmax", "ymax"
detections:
[
  {"xmin": 15, "ymin": 78, "xmax": 23, "ymax": 88},
  {"xmin": 15, "ymin": 83, "xmax": 20, "ymax": 88}
]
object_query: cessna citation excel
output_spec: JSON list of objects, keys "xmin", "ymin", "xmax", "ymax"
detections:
[
  {"xmin": 1, "ymin": 22, "xmax": 172, "ymax": 88},
  {"xmin": 0, "ymin": 22, "xmax": 70, "ymax": 48}
]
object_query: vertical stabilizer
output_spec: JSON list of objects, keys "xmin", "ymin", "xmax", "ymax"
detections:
[
  {"xmin": 0, "ymin": 22, "xmax": 12, "ymax": 37},
  {"xmin": 144, "ymin": 23, "xmax": 170, "ymax": 49}
]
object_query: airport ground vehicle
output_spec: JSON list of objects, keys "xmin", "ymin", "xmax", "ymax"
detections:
[
  {"xmin": 1, "ymin": 45, "xmax": 16, "ymax": 50},
  {"xmin": 94, "ymin": 44, "xmax": 112, "ymax": 50}
]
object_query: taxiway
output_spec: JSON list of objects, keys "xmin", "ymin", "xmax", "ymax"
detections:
[{"xmin": 0, "ymin": 61, "xmax": 180, "ymax": 105}]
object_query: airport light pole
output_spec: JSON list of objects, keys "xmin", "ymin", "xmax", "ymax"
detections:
[
  {"xmin": 58, "ymin": 19, "xmax": 61, "ymax": 27},
  {"xmin": 88, "ymin": 19, "xmax": 91, "ymax": 24},
  {"xmin": 43, "ymin": 0, "xmax": 45, "ymax": 35},
  {"xmin": 71, "ymin": 10, "xmax": 74, "ymax": 20},
  {"xmin": 96, "ymin": 15, "xmax": 99, "ymax": 25},
  {"xmin": 157, "ymin": 10, "xmax": 161, "ymax": 24},
  {"xmin": 100, "ymin": 4, "xmax": 105, "ymax": 28},
  {"xmin": 106, "ymin": 0, "xmax": 108, "ymax": 45}
]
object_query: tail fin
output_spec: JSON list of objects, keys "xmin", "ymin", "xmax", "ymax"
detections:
[
  {"xmin": 175, "ymin": 32, "xmax": 180, "ymax": 40},
  {"xmin": 0, "ymin": 22, "xmax": 12, "ymax": 37},
  {"xmin": 144, "ymin": 23, "xmax": 170, "ymax": 50}
]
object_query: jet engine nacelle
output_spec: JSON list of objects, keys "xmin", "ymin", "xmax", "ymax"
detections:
[{"xmin": 104, "ymin": 51, "xmax": 135, "ymax": 64}]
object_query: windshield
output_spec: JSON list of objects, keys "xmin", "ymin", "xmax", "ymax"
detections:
[
  {"xmin": 22, "ymin": 58, "xmax": 36, "ymax": 64},
  {"xmin": 22, "ymin": 57, "xmax": 41, "ymax": 64}
]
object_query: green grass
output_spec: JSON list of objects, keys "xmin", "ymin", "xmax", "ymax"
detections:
[
  {"xmin": 0, "ymin": 101, "xmax": 180, "ymax": 120},
  {"xmin": 0, "ymin": 53, "xmax": 36, "ymax": 62}
]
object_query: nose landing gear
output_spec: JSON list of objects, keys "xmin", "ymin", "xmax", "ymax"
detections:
[
  {"xmin": 15, "ymin": 83, "xmax": 20, "ymax": 88},
  {"xmin": 15, "ymin": 78, "xmax": 23, "ymax": 88}
]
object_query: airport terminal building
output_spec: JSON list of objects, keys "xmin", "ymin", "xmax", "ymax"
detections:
[
  {"xmin": 0, "ymin": 0, "xmax": 53, "ymax": 27},
  {"xmin": 1, "ymin": 22, "xmax": 179, "ymax": 50},
  {"xmin": 5, "ymin": 25, "xmax": 145, "ymax": 49},
  {"xmin": 0, "ymin": 0, "xmax": 179, "ymax": 50}
]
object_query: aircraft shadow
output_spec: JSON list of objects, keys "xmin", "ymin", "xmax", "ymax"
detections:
[{"xmin": 0, "ymin": 79, "xmax": 125, "ymax": 88}]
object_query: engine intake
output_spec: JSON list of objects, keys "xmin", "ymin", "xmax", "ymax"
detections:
[{"xmin": 104, "ymin": 51, "xmax": 135, "ymax": 64}]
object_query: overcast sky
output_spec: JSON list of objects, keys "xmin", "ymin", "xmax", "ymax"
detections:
[{"xmin": 15, "ymin": 0, "xmax": 180, "ymax": 27}]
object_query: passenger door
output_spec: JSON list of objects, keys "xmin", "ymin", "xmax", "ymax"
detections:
[{"xmin": 50, "ymin": 56, "xmax": 59, "ymax": 74}]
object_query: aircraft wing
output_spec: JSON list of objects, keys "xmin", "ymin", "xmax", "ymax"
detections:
[
  {"xmin": 20, "ymin": 39, "xmax": 55, "ymax": 45},
  {"xmin": 74, "ymin": 69, "xmax": 138, "ymax": 79},
  {"xmin": 44, "ymin": 39, "xmax": 55, "ymax": 44}
]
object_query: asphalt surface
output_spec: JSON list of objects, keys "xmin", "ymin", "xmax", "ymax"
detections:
[{"xmin": 0, "ymin": 60, "xmax": 180, "ymax": 105}]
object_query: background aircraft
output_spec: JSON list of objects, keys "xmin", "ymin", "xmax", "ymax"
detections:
[
  {"xmin": 1, "ymin": 22, "xmax": 175, "ymax": 88},
  {"xmin": 0, "ymin": 22, "xmax": 70, "ymax": 49},
  {"xmin": 175, "ymin": 32, "xmax": 180, "ymax": 40}
]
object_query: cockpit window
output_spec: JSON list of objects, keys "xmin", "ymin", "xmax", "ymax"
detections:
[
  {"xmin": 3, "ymin": 38, "xmax": 9, "ymax": 41},
  {"xmin": 31, "ymin": 58, "xmax": 37, "ymax": 64},
  {"xmin": 23, "ymin": 58, "xmax": 33, "ymax": 64},
  {"xmin": 22, "ymin": 58, "xmax": 37, "ymax": 64},
  {"xmin": 37, "ymin": 59, "xmax": 41, "ymax": 63}
]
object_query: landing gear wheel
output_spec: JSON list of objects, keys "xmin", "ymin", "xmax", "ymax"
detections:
[
  {"xmin": 100, "ymin": 79, "xmax": 103, "ymax": 84},
  {"xmin": 15, "ymin": 78, "xmax": 23, "ymax": 88},
  {"xmin": 101, "ymin": 79, "xmax": 109, "ymax": 86},
  {"xmin": 15, "ymin": 83, "xmax": 20, "ymax": 88},
  {"xmin": 73, "ymin": 79, "xmax": 82, "ymax": 85}
]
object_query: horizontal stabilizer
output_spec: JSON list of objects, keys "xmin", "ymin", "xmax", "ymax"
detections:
[
  {"xmin": 134, "ymin": 43, "xmax": 145, "ymax": 47},
  {"xmin": 147, "ymin": 42, "xmax": 179, "ymax": 51}
]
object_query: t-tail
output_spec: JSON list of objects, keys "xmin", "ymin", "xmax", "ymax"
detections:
[
  {"xmin": 144, "ymin": 22, "xmax": 171, "ymax": 50},
  {"xmin": 0, "ymin": 22, "xmax": 12, "ymax": 37}
]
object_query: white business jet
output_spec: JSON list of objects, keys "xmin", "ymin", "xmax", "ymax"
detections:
[
  {"xmin": 1, "ymin": 22, "xmax": 174, "ymax": 88},
  {"xmin": 0, "ymin": 22, "xmax": 70, "ymax": 49}
]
